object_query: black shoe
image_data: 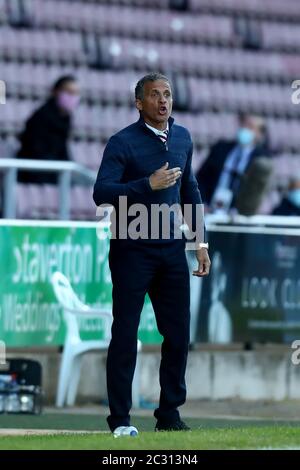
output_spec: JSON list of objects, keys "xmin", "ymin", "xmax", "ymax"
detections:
[{"xmin": 155, "ymin": 419, "xmax": 191, "ymax": 432}]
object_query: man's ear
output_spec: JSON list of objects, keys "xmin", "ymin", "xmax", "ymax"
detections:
[{"xmin": 135, "ymin": 99, "xmax": 143, "ymax": 112}]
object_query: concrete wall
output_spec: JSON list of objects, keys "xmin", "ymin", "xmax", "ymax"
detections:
[{"xmin": 5, "ymin": 349, "xmax": 300, "ymax": 404}]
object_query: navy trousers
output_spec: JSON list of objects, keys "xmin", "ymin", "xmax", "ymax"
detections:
[{"xmin": 106, "ymin": 239, "xmax": 190, "ymax": 431}]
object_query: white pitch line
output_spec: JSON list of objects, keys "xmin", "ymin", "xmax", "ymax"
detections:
[{"xmin": 0, "ymin": 429, "xmax": 108, "ymax": 436}]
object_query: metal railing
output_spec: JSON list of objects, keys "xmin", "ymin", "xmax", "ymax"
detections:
[
  {"xmin": 205, "ymin": 213, "xmax": 300, "ymax": 227},
  {"xmin": 0, "ymin": 158, "xmax": 96, "ymax": 219}
]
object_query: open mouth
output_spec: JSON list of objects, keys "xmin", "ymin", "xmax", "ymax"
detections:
[{"xmin": 158, "ymin": 106, "xmax": 168, "ymax": 115}]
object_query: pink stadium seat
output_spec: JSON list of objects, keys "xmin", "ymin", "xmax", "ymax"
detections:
[
  {"xmin": 186, "ymin": 78, "xmax": 300, "ymax": 117},
  {"xmin": 2, "ymin": 0, "xmax": 300, "ymax": 221},
  {"xmin": 16, "ymin": 184, "xmax": 32, "ymax": 218},
  {"xmin": 43, "ymin": 184, "xmax": 59, "ymax": 219},
  {"xmin": 0, "ymin": 27, "xmax": 86, "ymax": 64},
  {"xmin": 189, "ymin": 0, "xmax": 300, "ymax": 21},
  {"xmin": 17, "ymin": 183, "xmax": 98, "ymax": 220},
  {"xmin": 71, "ymin": 186, "xmax": 96, "ymax": 220},
  {"xmin": 21, "ymin": 184, "xmax": 45, "ymax": 219},
  {"xmin": 70, "ymin": 141, "xmax": 103, "ymax": 171},
  {"xmin": 262, "ymin": 22, "xmax": 300, "ymax": 52},
  {"xmin": 97, "ymin": 37, "xmax": 300, "ymax": 83}
]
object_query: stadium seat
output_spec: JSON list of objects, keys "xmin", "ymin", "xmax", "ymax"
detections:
[
  {"xmin": 0, "ymin": 27, "xmax": 87, "ymax": 64},
  {"xmin": 71, "ymin": 186, "xmax": 97, "ymax": 220},
  {"xmin": 33, "ymin": 1, "xmax": 235, "ymax": 46},
  {"xmin": 1, "ymin": 0, "xmax": 300, "ymax": 220},
  {"xmin": 51, "ymin": 271, "xmax": 143, "ymax": 408},
  {"xmin": 97, "ymin": 36, "xmax": 300, "ymax": 82},
  {"xmin": 189, "ymin": 0, "xmax": 300, "ymax": 22},
  {"xmin": 70, "ymin": 141, "xmax": 104, "ymax": 171}
]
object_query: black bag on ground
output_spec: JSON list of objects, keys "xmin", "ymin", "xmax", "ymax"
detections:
[{"xmin": 0, "ymin": 358, "xmax": 43, "ymax": 414}]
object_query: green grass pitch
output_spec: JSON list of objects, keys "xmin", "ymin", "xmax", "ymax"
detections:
[{"xmin": 0, "ymin": 413, "xmax": 300, "ymax": 449}]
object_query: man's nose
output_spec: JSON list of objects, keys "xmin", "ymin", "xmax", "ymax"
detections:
[{"xmin": 159, "ymin": 95, "xmax": 167, "ymax": 104}]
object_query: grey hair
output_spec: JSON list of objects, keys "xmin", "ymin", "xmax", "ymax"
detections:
[{"xmin": 135, "ymin": 72, "xmax": 172, "ymax": 100}]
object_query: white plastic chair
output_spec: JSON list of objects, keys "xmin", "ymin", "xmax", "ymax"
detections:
[{"xmin": 51, "ymin": 271, "xmax": 141, "ymax": 408}]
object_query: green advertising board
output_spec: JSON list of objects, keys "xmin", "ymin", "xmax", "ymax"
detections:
[{"xmin": 0, "ymin": 221, "xmax": 162, "ymax": 347}]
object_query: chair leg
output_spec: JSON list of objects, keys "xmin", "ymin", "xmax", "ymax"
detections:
[
  {"xmin": 56, "ymin": 345, "xmax": 73, "ymax": 407},
  {"xmin": 132, "ymin": 352, "xmax": 140, "ymax": 409},
  {"xmin": 66, "ymin": 355, "xmax": 83, "ymax": 406}
]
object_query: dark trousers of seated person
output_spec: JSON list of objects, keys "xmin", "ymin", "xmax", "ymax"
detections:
[{"xmin": 106, "ymin": 238, "xmax": 190, "ymax": 431}]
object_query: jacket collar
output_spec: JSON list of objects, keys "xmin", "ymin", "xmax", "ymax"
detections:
[{"xmin": 137, "ymin": 114, "xmax": 174, "ymax": 130}]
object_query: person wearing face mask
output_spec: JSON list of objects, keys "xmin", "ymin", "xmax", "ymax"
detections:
[
  {"xmin": 16, "ymin": 75, "xmax": 80, "ymax": 184},
  {"xmin": 196, "ymin": 113, "xmax": 270, "ymax": 213},
  {"xmin": 272, "ymin": 175, "xmax": 300, "ymax": 217}
]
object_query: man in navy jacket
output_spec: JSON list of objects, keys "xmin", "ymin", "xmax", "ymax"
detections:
[{"xmin": 93, "ymin": 73, "xmax": 210, "ymax": 436}]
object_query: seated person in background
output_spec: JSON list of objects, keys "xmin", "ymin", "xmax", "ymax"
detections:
[
  {"xmin": 17, "ymin": 75, "xmax": 80, "ymax": 184},
  {"xmin": 196, "ymin": 113, "xmax": 270, "ymax": 214},
  {"xmin": 272, "ymin": 174, "xmax": 300, "ymax": 216}
]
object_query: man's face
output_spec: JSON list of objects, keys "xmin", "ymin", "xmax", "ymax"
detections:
[{"xmin": 136, "ymin": 79, "xmax": 173, "ymax": 127}]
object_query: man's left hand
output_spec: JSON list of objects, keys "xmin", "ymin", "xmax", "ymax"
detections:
[{"xmin": 193, "ymin": 248, "xmax": 211, "ymax": 277}]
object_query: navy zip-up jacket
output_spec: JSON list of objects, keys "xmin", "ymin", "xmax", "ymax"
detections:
[{"xmin": 93, "ymin": 115, "xmax": 205, "ymax": 244}]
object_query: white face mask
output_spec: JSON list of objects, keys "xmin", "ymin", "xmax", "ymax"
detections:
[{"xmin": 237, "ymin": 128, "xmax": 255, "ymax": 147}]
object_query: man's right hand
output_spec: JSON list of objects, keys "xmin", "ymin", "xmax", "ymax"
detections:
[{"xmin": 149, "ymin": 162, "xmax": 182, "ymax": 191}]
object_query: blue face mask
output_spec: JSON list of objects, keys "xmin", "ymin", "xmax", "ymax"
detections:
[
  {"xmin": 237, "ymin": 127, "xmax": 255, "ymax": 147},
  {"xmin": 288, "ymin": 189, "xmax": 300, "ymax": 208}
]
